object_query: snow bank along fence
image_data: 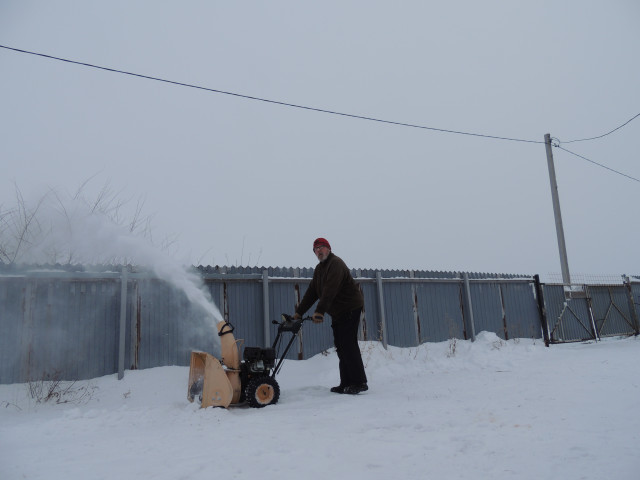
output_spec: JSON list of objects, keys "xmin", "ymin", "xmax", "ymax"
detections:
[{"xmin": 1, "ymin": 265, "xmax": 638, "ymax": 385}]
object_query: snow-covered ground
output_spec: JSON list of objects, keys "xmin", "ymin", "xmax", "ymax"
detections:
[{"xmin": 1, "ymin": 333, "xmax": 638, "ymax": 480}]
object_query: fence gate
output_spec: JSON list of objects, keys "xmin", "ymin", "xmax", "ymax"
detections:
[
  {"xmin": 586, "ymin": 284, "xmax": 639, "ymax": 338},
  {"xmin": 544, "ymin": 282, "xmax": 639, "ymax": 343}
]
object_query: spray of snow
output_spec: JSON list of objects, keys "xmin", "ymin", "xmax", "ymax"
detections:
[{"xmin": 11, "ymin": 189, "xmax": 223, "ymax": 340}]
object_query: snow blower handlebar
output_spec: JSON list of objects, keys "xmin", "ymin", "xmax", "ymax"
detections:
[
  {"xmin": 272, "ymin": 313, "xmax": 312, "ymax": 334},
  {"xmin": 269, "ymin": 313, "xmax": 313, "ymax": 377}
]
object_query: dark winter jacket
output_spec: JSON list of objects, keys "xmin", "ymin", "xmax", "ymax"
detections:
[{"xmin": 296, "ymin": 252, "xmax": 364, "ymax": 319}]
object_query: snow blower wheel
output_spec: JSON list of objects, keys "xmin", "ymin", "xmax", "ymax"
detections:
[{"xmin": 245, "ymin": 376, "xmax": 280, "ymax": 408}]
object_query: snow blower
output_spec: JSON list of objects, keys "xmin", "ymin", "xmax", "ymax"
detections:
[{"xmin": 187, "ymin": 314, "xmax": 310, "ymax": 408}]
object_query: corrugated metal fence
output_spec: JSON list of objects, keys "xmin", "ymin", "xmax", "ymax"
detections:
[{"xmin": 1, "ymin": 265, "xmax": 638, "ymax": 384}]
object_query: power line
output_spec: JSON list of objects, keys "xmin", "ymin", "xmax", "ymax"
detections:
[
  {"xmin": 557, "ymin": 112, "xmax": 640, "ymax": 144},
  {"xmin": 3, "ymin": 43, "xmax": 638, "ymax": 184},
  {"xmin": 554, "ymin": 144, "xmax": 640, "ymax": 184},
  {"xmin": 0, "ymin": 44, "xmax": 544, "ymax": 145}
]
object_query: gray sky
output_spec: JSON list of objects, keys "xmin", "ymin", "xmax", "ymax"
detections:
[{"xmin": 2, "ymin": 1, "xmax": 639, "ymax": 278}]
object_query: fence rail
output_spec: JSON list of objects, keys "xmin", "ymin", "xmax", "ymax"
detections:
[{"xmin": 1, "ymin": 266, "xmax": 638, "ymax": 384}]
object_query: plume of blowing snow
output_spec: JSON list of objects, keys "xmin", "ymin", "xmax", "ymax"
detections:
[{"xmin": 7, "ymin": 188, "xmax": 223, "ymax": 335}]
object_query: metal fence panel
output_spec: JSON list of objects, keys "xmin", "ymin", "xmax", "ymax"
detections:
[
  {"xmin": 294, "ymin": 308, "xmax": 334, "ymax": 359},
  {"xmin": 267, "ymin": 282, "xmax": 298, "ymax": 323},
  {"xmin": 296, "ymin": 280, "xmax": 334, "ymax": 359},
  {"xmin": 137, "ymin": 279, "xmax": 166, "ymax": 369},
  {"xmin": 415, "ymin": 282, "xmax": 464, "ymax": 343},
  {"xmin": 135, "ymin": 278, "xmax": 219, "ymax": 371},
  {"xmin": 266, "ymin": 281, "xmax": 298, "ymax": 358},
  {"xmin": 267, "ymin": 279, "xmax": 333, "ymax": 360},
  {"xmin": 137, "ymin": 280, "xmax": 166, "ymax": 369},
  {"xmin": 1, "ymin": 278, "xmax": 122, "ymax": 382},
  {"xmin": 204, "ymin": 280, "xmax": 224, "ymax": 322},
  {"xmin": 544, "ymin": 285, "xmax": 595, "ymax": 342},
  {"xmin": 2, "ymin": 266, "xmax": 637, "ymax": 385},
  {"xmin": 631, "ymin": 283, "xmax": 640, "ymax": 307},
  {"xmin": 51, "ymin": 279, "xmax": 118, "ymax": 381},
  {"xmin": 360, "ymin": 281, "xmax": 381, "ymax": 342},
  {"xmin": 631, "ymin": 283, "xmax": 640, "ymax": 331},
  {"xmin": 383, "ymin": 282, "xmax": 419, "ymax": 348},
  {"xmin": 500, "ymin": 282, "xmax": 542, "ymax": 340},
  {"xmin": 587, "ymin": 285, "xmax": 637, "ymax": 337},
  {"xmin": 226, "ymin": 280, "xmax": 263, "ymax": 350},
  {"xmin": 0, "ymin": 277, "xmax": 27, "ymax": 383},
  {"xmin": 470, "ymin": 282, "xmax": 505, "ymax": 338}
]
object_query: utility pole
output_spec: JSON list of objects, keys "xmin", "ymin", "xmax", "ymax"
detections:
[{"xmin": 544, "ymin": 133, "xmax": 571, "ymax": 285}]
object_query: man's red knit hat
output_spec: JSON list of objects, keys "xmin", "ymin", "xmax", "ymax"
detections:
[{"xmin": 313, "ymin": 237, "xmax": 331, "ymax": 251}]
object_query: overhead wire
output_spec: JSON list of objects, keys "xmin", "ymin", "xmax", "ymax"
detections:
[
  {"xmin": 557, "ymin": 112, "xmax": 640, "ymax": 144},
  {"xmin": 1, "ymin": 44, "xmax": 639, "ymax": 184},
  {"xmin": 0, "ymin": 44, "xmax": 543, "ymax": 145},
  {"xmin": 553, "ymin": 144, "xmax": 640, "ymax": 184}
]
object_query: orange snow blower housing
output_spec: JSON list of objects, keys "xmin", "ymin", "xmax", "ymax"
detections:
[
  {"xmin": 187, "ymin": 321, "xmax": 242, "ymax": 408},
  {"xmin": 187, "ymin": 314, "xmax": 309, "ymax": 409}
]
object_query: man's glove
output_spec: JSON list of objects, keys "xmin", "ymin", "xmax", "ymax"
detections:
[
  {"xmin": 293, "ymin": 313, "xmax": 302, "ymax": 320},
  {"xmin": 312, "ymin": 312, "xmax": 324, "ymax": 324}
]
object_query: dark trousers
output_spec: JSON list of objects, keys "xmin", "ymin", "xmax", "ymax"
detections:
[{"xmin": 331, "ymin": 308, "xmax": 367, "ymax": 387}]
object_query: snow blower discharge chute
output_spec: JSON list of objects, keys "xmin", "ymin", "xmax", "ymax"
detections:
[{"xmin": 187, "ymin": 314, "xmax": 310, "ymax": 408}]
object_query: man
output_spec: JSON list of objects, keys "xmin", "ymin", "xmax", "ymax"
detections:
[{"xmin": 294, "ymin": 237, "xmax": 368, "ymax": 395}]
